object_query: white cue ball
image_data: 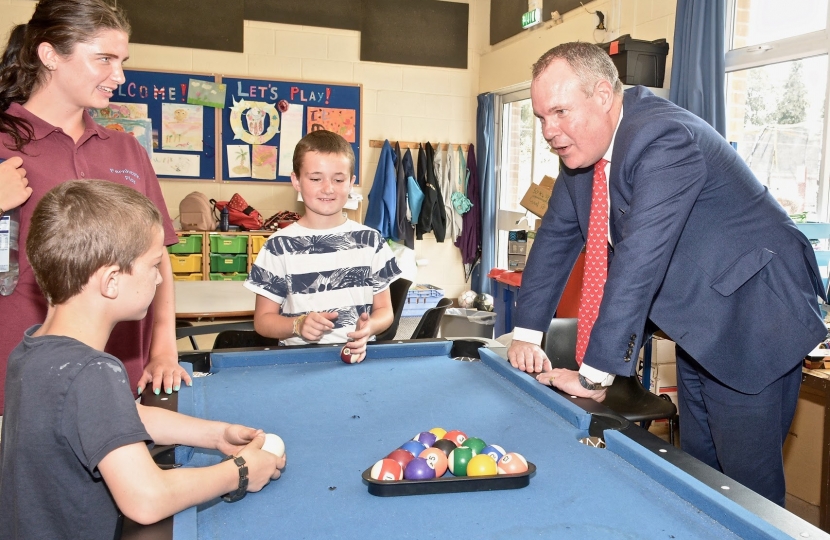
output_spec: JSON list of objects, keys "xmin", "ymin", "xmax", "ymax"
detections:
[{"xmin": 262, "ymin": 433, "xmax": 285, "ymax": 458}]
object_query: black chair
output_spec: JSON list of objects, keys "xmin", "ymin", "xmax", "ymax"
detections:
[
  {"xmin": 375, "ymin": 278, "xmax": 413, "ymax": 342},
  {"xmin": 410, "ymin": 297, "xmax": 453, "ymax": 339},
  {"xmin": 212, "ymin": 330, "xmax": 282, "ymax": 349},
  {"xmin": 175, "ymin": 320, "xmax": 199, "ymax": 350},
  {"xmin": 543, "ymin": 318, "xmax": 678, "ymax": 445}
]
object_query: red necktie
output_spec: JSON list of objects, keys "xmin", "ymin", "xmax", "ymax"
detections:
[{"xmin": 575, "ymin": 159, "xmax": 609, "ymax": 365}]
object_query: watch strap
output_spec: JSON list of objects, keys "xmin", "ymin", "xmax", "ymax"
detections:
[
  {"xmin": 578, "ymin": 373, "xmax": 605, "ymax": 391},
  {"xmin": 221, "ymin": 455, "xmax": 249, "ymax": 503}
]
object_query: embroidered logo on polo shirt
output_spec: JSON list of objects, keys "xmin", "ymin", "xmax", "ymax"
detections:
[{"xmin": 110, "ymin": 168, "xmax": 140, "ymax": 184}]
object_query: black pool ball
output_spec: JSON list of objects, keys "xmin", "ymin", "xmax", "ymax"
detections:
[{"xmin": 431, "ymin": 439, "xmax": 457, "ymax": 458}]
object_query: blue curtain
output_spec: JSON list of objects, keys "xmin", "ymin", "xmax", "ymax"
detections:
[
  {"xmin": 476, "ymin": 93, "xmax": 496, "ymax": 295},
  {"xmin": 669, "ymin": 0, "xmax": 727, "ymax": 136}
]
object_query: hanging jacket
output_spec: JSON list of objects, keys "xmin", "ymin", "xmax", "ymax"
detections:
[
  {"xmin": 403, "ymin": 149, "xmax": 424, "ymax": 226},
  {"xmin": 417, "ymin": 142, "xmax": 446, "ymax": 241},
  {"xmin": 439, "ymin": 144, "xmax": 462, "ymax": 241},
  {"xmin": 455, "ymin": 143, "xmax": 481, "ymax": 265},
  {"xmin": 365, "ymin": 140, "xmax": 397, "ymax": 240},
  {"xmin": 394, "ymin": 142, "xmax": 414, "ymax": 249}
]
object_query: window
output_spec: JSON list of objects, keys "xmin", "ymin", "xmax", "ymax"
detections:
[
  {"xmin": 494, "ymin": 89, "xmax": 559, "ymax": 268},
  {"xmin": 725, "ymin": 2, "xmax": 830, "ymax": 219}
]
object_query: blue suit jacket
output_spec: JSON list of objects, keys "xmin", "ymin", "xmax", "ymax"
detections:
[{"xmin": 516, "ymin": 86, "xmax": 826, "ymax": 393}]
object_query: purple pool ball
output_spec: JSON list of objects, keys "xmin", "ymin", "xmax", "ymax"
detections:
[
  {"xmin": 404, "ymin": 457, "xmax": 436, "ymax": 480},
  {"xmin": 414, "ymin": 431, "xmax": 438, "ymax": 447}
]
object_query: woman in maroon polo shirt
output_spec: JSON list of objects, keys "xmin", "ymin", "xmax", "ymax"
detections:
[{"xmin": 0, "ymin": 0, "xmax": 191, "ymax": 414}]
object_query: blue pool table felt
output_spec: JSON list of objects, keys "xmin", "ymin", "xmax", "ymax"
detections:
[{"xmin": 166, "ymin": 341, "xmax": 810, "ymax": 540}]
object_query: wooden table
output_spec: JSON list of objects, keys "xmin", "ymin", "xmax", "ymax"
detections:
[
  {"xmin": 174, "ymin": 281, "xmax": 257, "ymax": 346},
  {"xmin": 174, "ymin": 280, "xmax": 256, "ymax": 319}
]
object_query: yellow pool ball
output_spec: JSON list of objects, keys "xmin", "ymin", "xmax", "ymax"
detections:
[{"xmin": 466, "ymin": 454, "xmax": 498, "ymax": 477}]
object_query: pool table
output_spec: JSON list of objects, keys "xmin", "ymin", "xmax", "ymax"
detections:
[{"xmin": 121, "ymin": 339, "xmax": 827, "ymax": 540}]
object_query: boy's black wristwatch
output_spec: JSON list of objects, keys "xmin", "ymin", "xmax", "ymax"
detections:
[{"xmin": 221, "ymin": 455, "xmax": 249, "ymax": 502}]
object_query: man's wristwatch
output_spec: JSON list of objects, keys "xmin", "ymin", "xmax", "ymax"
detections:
[
  {"xmin": 221, "ymin": 455, "xmax": 249, "ymax": 503},
  {"xmin": 578, "ymin": 374, "xmax": 605, "ymax": 391}
]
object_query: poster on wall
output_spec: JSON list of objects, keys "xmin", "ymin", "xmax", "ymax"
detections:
[
  {"xmin": 221, "ymin": 77, "xmax": 361, "ymax": 183},
  {"xmin": 94, "ymin": 69, "xmax": 218, "ymax": 179}
]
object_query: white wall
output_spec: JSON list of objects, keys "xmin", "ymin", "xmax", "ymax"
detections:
[{"xmin": 479, "ymin": 0, "xmax": 677, "ymax": 92}]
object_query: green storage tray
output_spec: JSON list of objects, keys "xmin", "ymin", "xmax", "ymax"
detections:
[
  {"xmin": 210, "ymin": 253, "xmax": 247, "ymax": 272},
  {"xmin": 168, "ymin": 234, "xmax": 202, "ymax": 254},
  {"xmin": 209, "ymin": 272, "xmax": 249, "ymax": 281},
  {"xmin": 210, "ymin": 234, "xmax": 248, "ymax": 254}
]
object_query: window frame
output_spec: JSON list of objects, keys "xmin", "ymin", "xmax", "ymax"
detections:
[{"xmin": 725, "ymin": 4, "xmax": 830, "ymax": 219}]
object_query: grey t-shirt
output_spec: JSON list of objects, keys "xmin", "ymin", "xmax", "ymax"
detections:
[{"xmin": 0, "ymin": 326, "xmax": 151, "ymax": 540}]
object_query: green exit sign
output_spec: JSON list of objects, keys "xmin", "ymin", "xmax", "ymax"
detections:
[{"xmin": 521, "ymin": 8, "xmax": 541, "ymax": 29}]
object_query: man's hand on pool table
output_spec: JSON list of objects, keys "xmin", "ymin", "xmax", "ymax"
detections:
[
  {"xmin": 507, "ymin": 340, "xmax": 552, "ymax": 373},
  {"xmin": 537, "ymin": 369, "xmax": 607, "ymax": 402}
]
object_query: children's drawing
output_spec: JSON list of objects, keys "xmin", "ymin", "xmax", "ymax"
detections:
[
  {"xmin": 306, "ymin": 107, "xmax": 356, "ymax": 142},
  {"xmin": 88, "ymin": 102, "xmax": 148, "ymax": 119},
  {"xmin": 229, "ymin": 97, "xmax": 279, "ymax": 145},
  {"xmin": 278, "ymin": 103, "xmax": 304, "ymax": 177},
  {"xmin": 91, "ymin": 117, "xmax": 153, "ymax": 158},
  {"xmin": 162, "ymin": 103, "xmax": 203, "ymax": 151},
  {"xmin": 227, "ymin": 144, "xmax": 251, "ymax": 178},
  {"xmin": 151, "ymin": 153, "xmax": 200, "ymax": 177},
  {"xmin": 187, "ymin": 79, "xmax": 227, "ymax": 108},
  {"xmin": 252, "ymin": 145, "xmax": 277, "ymax": 180}
]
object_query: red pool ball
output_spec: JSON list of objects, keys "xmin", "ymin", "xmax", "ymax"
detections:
[
  {"xmin": 444, "ymin": 429, "xmax": 467, "ymax": 447},
  {"xmin": 370, "ymin": 458, "xmax": 403, "ymax": 481},
  {"xmin": 387, "ymin": 448, "xmax": 415, "ymax": 470},
  {"xmin": 340, "ymin": 345, "xmax": 360, "ymax": 364}
]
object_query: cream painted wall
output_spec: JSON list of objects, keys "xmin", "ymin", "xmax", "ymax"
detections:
[
  {"xmin": 0, "ymin": 0, "xmax": 490, "ymax": 299},
  {"xmin": 479, "ymin": 0, "xmax": 676, "ymax": 93}
]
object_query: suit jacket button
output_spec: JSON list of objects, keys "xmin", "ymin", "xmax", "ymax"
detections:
[
  {"xmin": 624, "ymin": 356, "xmax": 631, "ymax": 362},
  {"xmin": 630, "ymin": 334, "xmax": 636, "ymax": 340}
]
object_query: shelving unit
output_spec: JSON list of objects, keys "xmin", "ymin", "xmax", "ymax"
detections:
[{"xmin": 169, "ymin": 231, "xmax": 270, "ymax": 281}]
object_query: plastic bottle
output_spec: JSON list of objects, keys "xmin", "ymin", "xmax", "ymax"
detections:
[
  {"xmin": 0, "ymin": 206, "xmax": 20, "ymax": 296},
  {"xmin": 219, "ymin": 206, "xmax": 230, "ymax": 232}
]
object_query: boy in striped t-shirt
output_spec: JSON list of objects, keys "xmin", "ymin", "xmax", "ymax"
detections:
[{"xmin": 245, "ymin": 131, "xmax": 402, "ymax": 361}]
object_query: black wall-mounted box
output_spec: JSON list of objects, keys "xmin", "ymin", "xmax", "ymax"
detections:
[{"xmin": 600, "ymin": 35, "xmax": 670, "ymax": 88}]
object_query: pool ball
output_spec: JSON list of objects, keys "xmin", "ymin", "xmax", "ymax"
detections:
[
  {"xmin": 399, "ymin": 440, "xmax": 427, "ymax": 457},
  {"xmin": 419, "ymin": 447, "xmax": 448, "ymax": 477},
  {"xmin": 481, "ymin": 444, "xmax": 506, "ymax": 462},
  {"xmin": 413, "ymin": 431, "xmax": 437, "ymax": 447},
  {"xmin": 261, "ymin": 433, "xmax": 285, "ymax": 458},
  {"xmin": 387, "ymin": 448, "xmax": 415, "ymax": 470},
  {"xmin": 444, "ymin": 429, "xmax": 468, "ymax": 446},
  {"xmin": 370, "ymin": 458, "xmax": 403, "ymax": 481},
  {"xmin": 429, "ymin": 427, "xmax": 447, "ymax": 439},
  {"xmin": 431, "ymin": 439, "xmax": 457, "ymax": 458},
  {"xmin": 448, "ymin": 446, "xmax": 474, "ymax": 476},
  {"xmin": 498, "ymin": 452, "xmax": 529, "ymax": 475},
  {"xmin": 404, "ymin": 457, "xmax": 436, "ymax": 480},
  {"xmin": 466, "ymin": 454, "xmax": 498, "ymax": 477},
  {"xmin": 463, "ymin": 437, "xmax": 486, "ymax": 456},
  {"xmin": 340, "ymin": 346, "xmax": 359, "ymax": 364}
]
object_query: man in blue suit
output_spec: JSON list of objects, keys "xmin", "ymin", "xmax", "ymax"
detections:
[{"xmin": 507, "ymin": 42, "xmax": 827, "ymax": 505}]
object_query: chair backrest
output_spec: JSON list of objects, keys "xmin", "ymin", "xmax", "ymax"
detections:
[
  {"xmin": 375, "ymin": 278, "xmax": 413, "ymax": 342},
  {"xmin": 542, "ymin": 318, "xmax": 579, "ymax": 371},
  {"xmin": 212, "ymin": 330, "xmax": 281, "ymax": 350},
  {"xmin": 411, "ymin": 297, "xmax": 453, "ymax": 339}
]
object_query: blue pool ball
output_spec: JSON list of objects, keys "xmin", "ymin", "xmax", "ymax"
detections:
[
  {"xmin": 404, "ymin": 457, "xmax": 436, "ymax": 480},
  {"xmin": 400, "ymin": 440, "xmax": 428, "ymax": 457},
  {"xmin": 414, "ymin": 431, "xmax": 437, "ymax": 447},
  {"xmin": 481, "ymin": 444, "xmax": 506, "ymax": 462}
]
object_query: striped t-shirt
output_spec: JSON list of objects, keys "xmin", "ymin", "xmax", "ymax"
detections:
[{"xmin": 244, "ymin": 220, "xmax": 402, "ymax": 345}]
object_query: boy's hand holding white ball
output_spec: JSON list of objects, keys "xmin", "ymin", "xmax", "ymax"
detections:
[{"xmin": 261, "ymin": 433, "xmax": 285, "ymax": 458}]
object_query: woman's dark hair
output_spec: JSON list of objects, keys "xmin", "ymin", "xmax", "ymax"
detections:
[{"xmin": 0, "ymin": 0, "xmax": 130, "ymax": 151}]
